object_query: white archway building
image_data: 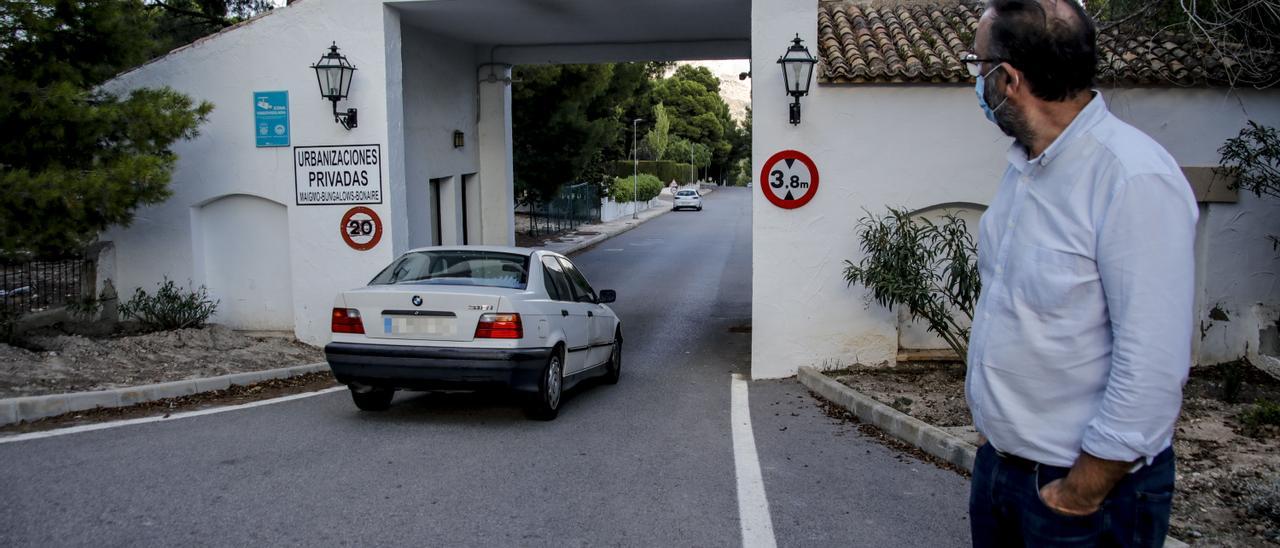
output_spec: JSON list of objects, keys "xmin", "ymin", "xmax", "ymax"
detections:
[{"xmin": 100, "ymin": 0, "xmax": 1280, "ymax": 377}]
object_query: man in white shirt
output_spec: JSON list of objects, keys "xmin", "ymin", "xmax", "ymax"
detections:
[{"xmin": 964, "ymin": 1, "xmax": 1198, "ymax": 546}]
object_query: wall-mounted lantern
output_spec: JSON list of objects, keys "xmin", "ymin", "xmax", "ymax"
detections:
[
  {"xmin": 777, "ymin": 34, "xmax": 816, "ymax": 125},
  {"xmin": 453, "ymin": 130, "xmax": 465, "ymax": 148},
  {"xmin": 311, "ymin": 42, "xmax": 358, "ymax": 130}
]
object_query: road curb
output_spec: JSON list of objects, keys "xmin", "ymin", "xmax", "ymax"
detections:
[
  {"xmin": 796, "ymin": 366, "xmax": 1190, "ymax": 548},
  {"xmin": 0, "ymin": 362, "xmax": 330, "ymax": 426},
  {"xmin": 798, "ymin": 366, "xmax": 976, "ymax": 471}
]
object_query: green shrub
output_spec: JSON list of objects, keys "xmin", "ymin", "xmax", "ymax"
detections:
[
  {"xmin": 119, "ymin": 277, "xmax": 219, "ymax": 330},
  {"xmin": 608, "ymin": 160, "xmax": 695, "ymax": 184},
  {"xmin": 608, "ymin": 174, "xmax": 663, "ymax": 203},
  {"xmin": 1243, "ymin": 400, "xmax": 1280, "ymax": 436},
  {"xmin": 843, "ymin": 208, "xmax": 980, "ymax": 365}
]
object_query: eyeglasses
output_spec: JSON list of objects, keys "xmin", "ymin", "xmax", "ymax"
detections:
[{"xmin": 962, "ymin": 53, "xmax": 1004, "ymax": 77}]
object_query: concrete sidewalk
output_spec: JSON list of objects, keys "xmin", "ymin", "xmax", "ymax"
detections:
[{"xmin": 534, "ymin": 185, "xmax": 715, "ymax": 256}]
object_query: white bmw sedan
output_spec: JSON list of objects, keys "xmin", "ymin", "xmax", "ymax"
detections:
[{"xmin": 325, "ymin": 246, "xmax": 621, "ymax": 420}]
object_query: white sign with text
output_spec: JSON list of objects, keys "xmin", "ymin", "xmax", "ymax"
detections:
[{"xmin": 293, "ymin": 144, "xmax": 383, "ymax": 206}]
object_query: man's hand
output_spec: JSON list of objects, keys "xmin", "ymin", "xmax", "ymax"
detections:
[
  {"xmin": 1038, "ymin": 452, "xmax": 1136, "ymax": 516},
  {"xmin": 1039, "ymin": 479, "xmax": 1101, "ymax": 515}
]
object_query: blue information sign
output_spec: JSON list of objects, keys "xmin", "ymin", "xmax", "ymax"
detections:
[{"xmin": 254, "ymin": 91, "xmax": 290, "ymax": 147}]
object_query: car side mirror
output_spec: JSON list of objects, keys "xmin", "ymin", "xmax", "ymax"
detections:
[{"xmin": 598, "ymin": 290, "xmax": 616, "ymax": 304}]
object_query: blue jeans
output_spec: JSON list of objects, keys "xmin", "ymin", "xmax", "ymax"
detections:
[{"xmin": 969, "ymin": 443, "xmax": 1176, "ymax": 547}]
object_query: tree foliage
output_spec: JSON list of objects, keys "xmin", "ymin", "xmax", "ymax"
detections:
[
  {"xmin": 145, "ymin": 0, "xmax": 276, "ymax": 55},
  {"xmin": 1218, "ymin": 120, "xmax": 1280, "ymax": 250},
  {"xmin": 843, "ymin": 208, "xmax": 981, "ymax": 364},
  {"xmin": 513, "ymin": 61, "xmax": 748, "ymax": 201},
  {"xmin": 640, "ymin": 102, "xmax": 671, "ymax": 161},
  {"xmin": 513, "ymin": 63, "xmax": 656, "ymax": 204},
  {"xmin": 1, "ymin": 1, "xmax": 213, "ymax": 260},
  {"xmin": 732, "ymin": 107, "xmax": 752, "ymax": 185},
  {"xmin": 606, "ymin": 174, "xmax": 663, "ymax": 203},
  {"xmin": 667, "ymin": 137, "xmax": 712, "ymax": 178},
  {"xmin": 1220, "ymin": 121, "xmax": 1280, "ymax": 200},
  {"xmin": 649, "ymin": 65, "xmax": 746, "ymax": 182}
]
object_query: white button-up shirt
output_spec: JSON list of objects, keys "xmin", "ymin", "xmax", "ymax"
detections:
[{"xmin": 965, "ymin": 93, "xmax": 1199, "ymax": 468}]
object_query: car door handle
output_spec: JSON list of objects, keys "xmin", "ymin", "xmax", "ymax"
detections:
[
  {"xmin": 561, "ymin": 310, "xmax": 569, "ymax": 317},
  {"xmin": 588, "ymin": 311, "xmax": 594, "ymax": 317}
]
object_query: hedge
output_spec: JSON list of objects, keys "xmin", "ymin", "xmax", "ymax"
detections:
[
  {"xmin": 607, "ymin": 174, "xmax": 663, "ymax": 202},
  {"xmin": 609, "ymin": 160, "xmax": 695, "ymax": 184}
]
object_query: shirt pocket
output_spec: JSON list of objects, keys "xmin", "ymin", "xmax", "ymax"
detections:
[{"xmin": 1009, "ymin": 244, "xmax": 1097, "ymax": 314}]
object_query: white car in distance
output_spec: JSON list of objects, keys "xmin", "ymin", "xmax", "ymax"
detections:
[
  {"xmin": 672, "ymin": 189, "xmax": 703, "ymax": 211},
  {"xmin": 325, "ymin": 246, "xmax": 622, "ymax": 420}
]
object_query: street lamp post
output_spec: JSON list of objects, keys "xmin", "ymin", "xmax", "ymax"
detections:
[{"xmin": 632, "ymin": 118, "xmax": 643, "ymax": 219}]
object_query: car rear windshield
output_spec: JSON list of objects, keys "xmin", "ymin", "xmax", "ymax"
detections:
[
  {"xmin": 677, "ymin": 191, "xmax": 698, "ymax": 197},
  {"xmin": 369, "ymin": 250, "xmax": 530, "ymax": 289}
]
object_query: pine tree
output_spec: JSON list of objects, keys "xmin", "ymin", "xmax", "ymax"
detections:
[{"xmin": 0, "ymin": 0, "xmax": 213, "ymax": 260}]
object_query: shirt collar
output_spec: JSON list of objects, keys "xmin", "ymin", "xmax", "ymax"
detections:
[{"xmin": 1007, "ymin": 91, "xmax": 1107, "ymax": 173}]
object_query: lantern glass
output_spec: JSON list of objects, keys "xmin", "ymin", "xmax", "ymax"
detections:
[
  {"xmin": 322, "ymin": 66, "xmax": 343, "ymax": 97},
  {"xmin": 786, "ymin": 58, "xmax": 813, "ymax": 95}
]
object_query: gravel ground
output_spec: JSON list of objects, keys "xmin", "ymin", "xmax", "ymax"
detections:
[
  {"xmin": 832, "ymin": 362, "xmax": 971, "ymax": 426},
  {"xmin": 831, "ymin": 361, "xmax": 1280, "ymax": 546},
  {"xmin": 0, "ymin": 324, "xmax": 324, "ymax": 398}
]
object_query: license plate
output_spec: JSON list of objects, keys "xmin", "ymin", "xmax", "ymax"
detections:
[{"xmin": 384, "ymin": 315, "xmax": 457, "ymax": 337}]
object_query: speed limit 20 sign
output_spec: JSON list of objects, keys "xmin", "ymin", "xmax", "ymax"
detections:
[
  {"xmin": 340, "ymin": 206, "xmax": 383, "ymax": 251},
  {"xmin": 760, "ymin": 150, "xmax": 819, "ymax": 209}
]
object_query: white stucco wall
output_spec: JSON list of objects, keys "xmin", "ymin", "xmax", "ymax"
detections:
[
  {"xmin": 1107, "ymin": 88, "xmax": 1280, "ymax": 366},
  {"xmin": 750, "ymin": 0, "xmax": 1009, "ymax": 378},
  {"xmin": 600, "ymin": 198, "xmax": 664, "ymax": 223},
  {"xmin": 750, "ymin": 0, "xmax": 1280, "ymax": 378},
  {"xmin": 750, "ymin": 83, "xmax": 1007, "ymax": 379},
  {"xmin": 102, "ymin": 0, "xmax": 398, "ymax": 344},
  {"xmin": 396, "ymin": 27, "xmax": 480, "ymax": 251}
]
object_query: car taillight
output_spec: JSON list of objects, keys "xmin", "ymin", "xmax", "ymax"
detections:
[
  {"xmin": 475, "ymin": 313, "xmax": 523, "ymax": 339},
  {"xmin": 332, "ymin": 308, "xmax": 364, "ymax": 334}
]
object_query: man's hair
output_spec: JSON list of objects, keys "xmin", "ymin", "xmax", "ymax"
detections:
[{"xmin": 986, "ymin": 0, "xmax": 1097, "ymax": 101}]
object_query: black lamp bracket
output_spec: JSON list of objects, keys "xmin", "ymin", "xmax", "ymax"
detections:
[
  {"xmin": 789, "ymin": 96, "xmax": 802, "ymax": 125},
  {"xmin": 332, "ymin": 100, "xmax": 357, "ymax": 130}
]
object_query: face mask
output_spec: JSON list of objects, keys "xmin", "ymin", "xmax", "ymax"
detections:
[{"xmin": 975, "ymin": 64, "xmax": 1008, "ymax": 124}]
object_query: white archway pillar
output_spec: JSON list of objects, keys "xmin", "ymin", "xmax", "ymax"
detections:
[{"xmin": 477, "ymin": 65, "xmax": 516, "ymax": 246}]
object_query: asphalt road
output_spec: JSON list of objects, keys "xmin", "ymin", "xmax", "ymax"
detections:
[{"xmin": 0, "ymin": 187, "xmax": 971, "ymax": 546}]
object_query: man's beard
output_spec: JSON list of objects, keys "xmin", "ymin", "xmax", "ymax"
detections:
[{"xmin": 993, "ymin": 100, "xmax": 1035, "ymax": 153}]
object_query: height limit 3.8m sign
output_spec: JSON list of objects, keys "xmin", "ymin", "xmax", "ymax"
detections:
[{"xmin": 760, "ymin": 150, "xmax": 819, "ymax": 209}]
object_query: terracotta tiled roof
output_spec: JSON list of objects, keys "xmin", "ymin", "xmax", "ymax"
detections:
[{"xmin": 817, "ymin": 1, "xmax": 1280, "ymax": 87}]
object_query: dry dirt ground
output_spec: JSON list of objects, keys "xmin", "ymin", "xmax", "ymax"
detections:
[
  {"xmin": 831, "ymin": 362, "xmax": 1280, "ymax": 546},
  {"xmin": 0, "ymin": 324, "xmax": 324, "ymax": 398}
]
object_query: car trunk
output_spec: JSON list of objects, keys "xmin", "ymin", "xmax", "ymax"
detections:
[{"xmin": 344, "ymin": 286, "xmax": 507, "ymax": 342}]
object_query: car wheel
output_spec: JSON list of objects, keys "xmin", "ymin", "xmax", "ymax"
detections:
[
  {"xmin": 604, "ymin": 333, "xmax": 622, "ymax": 385},
  {"xmin": 697, "ymin": 206, "xmax": 703, "ymax": 211},
  {"xmin": 350, "ymin": 386, "xmax": 394, "ymax": 411},
  {"xmin": 527, "ymin": 348, "xmax": 564, "ymax": 420}
]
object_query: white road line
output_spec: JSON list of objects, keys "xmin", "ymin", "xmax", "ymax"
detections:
[
  {"xmin": 0, "ymin": 386, "xmax": 345, "ymax": 444},
  {"xmin": 731, "ymin": 373, "xmax": 778, "ymax": 548}
]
